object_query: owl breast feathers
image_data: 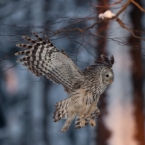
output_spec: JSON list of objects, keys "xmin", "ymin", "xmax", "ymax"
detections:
[{"xmin": 15, "ymin": 32, "xmax": 114, "ymax": 132}]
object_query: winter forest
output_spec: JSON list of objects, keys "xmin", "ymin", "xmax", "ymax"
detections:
[{"xmin": 0, "ymin": 0, "xmax": 144, "ymax": 145}]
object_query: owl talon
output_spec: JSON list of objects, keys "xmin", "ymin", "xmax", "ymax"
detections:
[
  {"xmin": 89, "ymin": 119, "xmax": 96, "ymax": 126},
  {"xmin": 75, "ymin": 117, "xmax": 86, "ymax": 129}
]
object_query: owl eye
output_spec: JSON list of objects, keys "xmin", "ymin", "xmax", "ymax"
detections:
[{"xmin": 106, "ymin": 74, "xmax": 109, "ymax": 77}]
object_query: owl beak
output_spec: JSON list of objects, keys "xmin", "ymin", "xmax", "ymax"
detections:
[{"xmin": 110, "ymin": 79, "xmax": 113, "ymax": 83}]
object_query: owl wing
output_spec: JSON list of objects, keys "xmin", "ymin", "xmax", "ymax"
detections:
[{"xmin": 15, "ymin": 32, "xmax": 84, "ymax": 92}]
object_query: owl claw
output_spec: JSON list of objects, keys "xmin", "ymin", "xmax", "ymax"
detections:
[
  {"xmin": 89, "ymin": 119, "xmax": 96, "ymax": 126},
  {"xmin": 75, "ymin": 118, "xmax": 86, "ymax": 129}
]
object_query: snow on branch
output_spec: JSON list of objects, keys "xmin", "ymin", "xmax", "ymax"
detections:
[{"xmin": 98, "ymin": 10, "xmax": 116, "ymax": 19}]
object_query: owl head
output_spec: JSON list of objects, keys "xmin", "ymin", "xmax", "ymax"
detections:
[
  {"xmin": 99, "ymin": 54, "xmax": 114, "ymax": 86},
  {"xmin": 101, "ymin": 67, "xmax": 114, "ymax": 86},
  {"xmin": 83, "ymin": 54, "xmax": 114, "ymax": 86}
]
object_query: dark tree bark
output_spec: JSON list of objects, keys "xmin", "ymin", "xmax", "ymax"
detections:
[
  {"xmin": 95, "ymin": 1, "xmax": 111, "ymax": 145},
  {"xmin": 128, "ymin": 1, "xmax": 144, "ymax": 145}
]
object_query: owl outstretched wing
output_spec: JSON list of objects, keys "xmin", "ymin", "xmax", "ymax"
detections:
[{"xmin": 15, "ymin": 32, "xmax": 84, "ymax": 92}]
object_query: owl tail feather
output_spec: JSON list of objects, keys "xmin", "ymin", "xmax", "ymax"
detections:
[
  {"xmin": 53, "ymin": 98, "xmax": 69, "ymax": 122},
  {"xmin": 53, "ymin": 98, "xmax": 76, "ymax": 132},
  {"xmin": 61, "ymin": 115, "xmax": 75, "ymax": 132}
]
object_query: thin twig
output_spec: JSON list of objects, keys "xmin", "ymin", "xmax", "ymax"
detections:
[
  {"xmin": 115, "ymin": 0, "xmax": 131, "ymax": 17},
  {"xmin": 131, "ymin": 0, "xmax": 145, "ymax": 12},
  {"xmin": 116, "ymin": 18, "xmax": 145, "ymax": 40},
  {"xmin": 92, "ymin": 0, "xmax": 122, "ymax": 8}
]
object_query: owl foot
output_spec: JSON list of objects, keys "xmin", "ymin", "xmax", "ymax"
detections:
[{"xmin": 75, "ymin": 117, "xmax": 86, "ymax": 129}]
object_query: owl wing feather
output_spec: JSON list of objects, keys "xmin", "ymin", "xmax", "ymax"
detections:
[{"xmin": 15, "ymin": 32, "xmax": 84, "ymax": 92}]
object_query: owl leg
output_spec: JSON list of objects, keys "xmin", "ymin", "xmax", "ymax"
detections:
[
  {"xmin": 75, "ymin": 116, "xmax": 86, "ymax": 129},
  {"xmin": 87, "ymin": 108, "xmax": 100, "ymax": 127},
  {"xmin": 61, "ymin": 115, "xmax": 75, "ymax": 132},
  {"xmin": 53, "ymin": 98, "xmax": 70, "ymax": 122},
  {"xmin": 83, "ymin": 116, "xmax": 96, "ymax": 127}
]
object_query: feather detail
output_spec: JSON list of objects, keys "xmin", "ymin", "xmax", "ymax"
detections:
[{"xmin": 15, "ymin": 32, "xmax": 84, "ymax": 92}]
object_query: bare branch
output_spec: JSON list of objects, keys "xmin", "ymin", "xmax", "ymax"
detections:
[
  {"xmin": 115, "ymin": 0, "xmax": 131, "ymax": 17},
  {"xmin": 116, "ymin": 18, "xmax": 145, "ymax": 40},
  {"xmin": 92, "ymin": 0, "xmax": 122, "ymax": 8},
  {"xmin": 131, "ymin": 0, "xmax": 145, "ymax": 12}
]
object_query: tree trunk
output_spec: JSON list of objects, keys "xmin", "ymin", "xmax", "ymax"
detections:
[
  {"xmin": 95, "ymin": 1, "xmax": 111, "ymax": 145},
  {"xmin": 128, "ymin": 1, "xmax": 144, "ymax": 145}
]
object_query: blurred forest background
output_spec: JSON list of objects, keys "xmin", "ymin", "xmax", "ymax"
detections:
[{"xmin": 0, "ymin": 0, "xmax": 144, "ymax": 145}]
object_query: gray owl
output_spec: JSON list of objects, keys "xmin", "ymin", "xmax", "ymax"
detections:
[{"xmin": 15, "ymin": 32, "xmax": 114, "ymax": 132}]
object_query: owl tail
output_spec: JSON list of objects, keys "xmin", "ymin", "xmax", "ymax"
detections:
[
  {"xmin": 60, "ymin": 115, "xmax": 75, "ymax": 132},
  {"xmin": 53, "ymin": 98, "xmax": 69, "ymax": 122},
  {"xmin": 53, "ymin": 98, "xmax": 75, "ymax": 132}
]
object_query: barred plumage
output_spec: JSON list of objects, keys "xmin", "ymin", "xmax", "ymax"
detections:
[{"xmin": 15, "ymin": 32, "xmax": 114, "ymax": 132}]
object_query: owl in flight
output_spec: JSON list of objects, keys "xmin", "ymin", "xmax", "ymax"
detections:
[{"xmin": 15, "ymin": 32, "xmax": 114, "ymax": 132}]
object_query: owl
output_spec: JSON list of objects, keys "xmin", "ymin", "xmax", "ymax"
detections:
[{"xmin": 15, "ymin": 32, "xmax": 114, "ymax": 132}]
